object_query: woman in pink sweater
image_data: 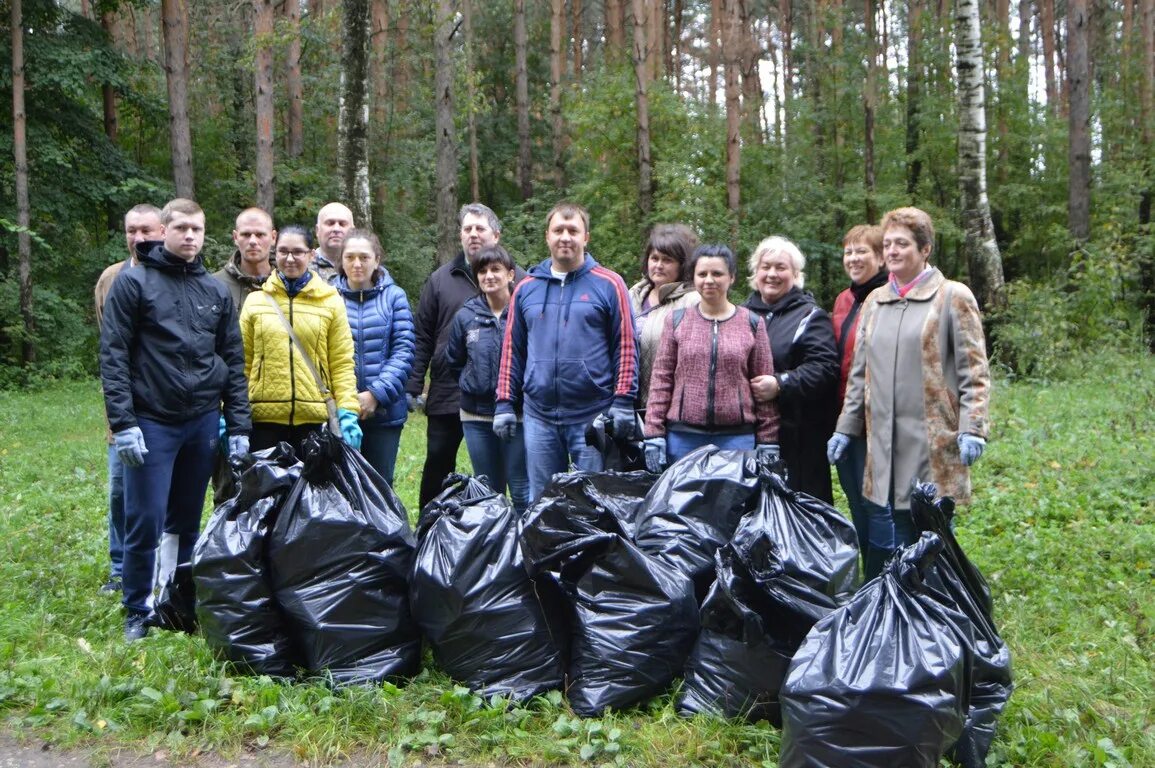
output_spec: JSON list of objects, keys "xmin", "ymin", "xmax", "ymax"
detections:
[{"xmin": 642, "ymin": 245, "xmax": 781, "ymax": 472}]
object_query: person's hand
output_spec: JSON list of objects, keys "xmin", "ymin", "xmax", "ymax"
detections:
[
  {"xmin": 114, "ymin": 427, "xmax": 148, "ymax": 468},
  {"xmin": 756, "ymin": 443, "xmax": 781, "ymax": 466},
  {"xmin": 608, "ymin": 404, "xmax": 637, "ymax": 441},
  {"xmin": 750, "ymin": 374, "xmax": 779, "ymax": 403},
  {"xmin": 358, "ymin": 391, "xmax": 378, "ymax": 420},
  {"xmin": 492, "ymin": 412, "xmax": 517, "ymax": 441},
  {"xmin": 826, "ymin": 432, "xmax": 851, "ymax": 464},
  {"xmin": 644, "ymin": 437, "xmax": 667, "ymax": 474},
  {"xmin": 227, "ymin": 435, "xmax": 250, "ymax": 459},
  {"xmin": 337, "ymin": 408, "xmax": 363, "ymax": 450},
  {"xmin": 957, "ymin": 433, "xmax": 986, "ymax": 467},
  {"xmin": 406, "ymin": 394, "xmax": 425, "ymax": 413}
]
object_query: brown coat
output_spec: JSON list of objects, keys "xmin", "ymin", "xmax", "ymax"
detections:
[
  {"xmin": 836, "ymin": 268, "xmax": 991, "ymax": 508},
  {"xmin": 628, "ymin": 278, "xmax": 700, "ymax": 408}
]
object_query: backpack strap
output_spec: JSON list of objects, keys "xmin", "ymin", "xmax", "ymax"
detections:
[{"xmin": 671, "ymin": 308, "xmax": 686, "ymax": 331}]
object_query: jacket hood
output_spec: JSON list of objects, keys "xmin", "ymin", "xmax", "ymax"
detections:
[
  {"xmin": 137, "ymin": 241, "xmax": 207, "ymax": 275},
  {"xmin": 630, "ymin": 278, "xmax": 696, "ymax": 309},
  {"xmin": 224, "ymin": 251, "xmax": 269, "ymax": 288},
  {"xmin": 745, "ymin": 285, "xmax": 813, "ymax": 315},
  {"xmin": 336, "ymin": 267, "xmax": 397, "ymax": 299},
  {"xmin": 527, "ymin": 253, "xmax": 598, "ymax": 282}
]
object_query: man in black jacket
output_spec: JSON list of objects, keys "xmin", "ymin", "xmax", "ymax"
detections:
[{"xmin": 100, "ymin": 198, "xmax": 252, "ymax": 641}]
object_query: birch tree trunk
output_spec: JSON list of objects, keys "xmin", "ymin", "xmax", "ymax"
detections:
[
  {"xmin": 631, "ymin": 0, "xmax": 653, "ymax": 216},
  {"xmin": 550, "ymin": 0, "xmax": 566, "ymax": 188},
  {"xmin": 433, "ymin": 0, "xmax": 458, "ymax": 264},
  {"xmin": 1066, "ymin": 0, "xmax": 1091, "ymax": 241},
  {"xmin": 161, "ymin": 0, "xmax": 195, "ymax": 198},
  {"xmin": 463, "ymin": 0, "xmax": 479, "ymax": 201},
  {"xmin": 339, "ymin": 0, "xmax": 372, "ymax": 227},
  {"xmin": 515, "ymin": 0, "xmax": 533, "ymax": 199},
  {"xmin": 254, "ymin": 0, "xmax": 276, "ymax": 213},
  {"xmin": 956, "ymin": 0, "xmax": 1005, "ymax": 309},
  {"xmin": 285, "ymin": 0, "xmax": 304, "ymax": 158},
  {"xmin": 11, "ymin": 0, "xmax": 34, "ymax": 363}
]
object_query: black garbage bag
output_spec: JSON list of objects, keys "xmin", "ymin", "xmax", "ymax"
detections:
[
  {"xmin": 410, "ymin": 474, "xmax": 564, "ymax": 701},
  {"xmin": 633, "ymin": 447, "xmax": 763, "ymax": 598},
  {"xmin": 911, "ymin": 482, "xmax": 1013, "ymax": 768},
  {"xmin": 193, "ymin": 444, "xmax": 302, "ymax": 678},
  {"xmin": 780, "ymin": 533, "xmax": 973, "ymax": 768},
  {"xmin": 585, "ymin": 412, "xmax": 646, "ymax": 472},
  {"xmin": 152, "ymin": 562, "xmax": 198, "ymax": 634},
  {"xmin": 677, "ymin": 548, "xmax": 793, "ymax": 723},
  {"xmin": 520, "ymin": 472, "xmax": 699, "ymax": 717},
  {"xmin": 268, "ymin": 430, "xmax": 420, "ymax": 685}
]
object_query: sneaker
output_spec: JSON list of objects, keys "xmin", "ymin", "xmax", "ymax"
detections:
[
  {"xmin": 99, "ymin": 577, "xmax": 122, "ymax": 594},
  {"xmin": 124, "ymin": 613, "xmax": 150, "ymax": 642}
]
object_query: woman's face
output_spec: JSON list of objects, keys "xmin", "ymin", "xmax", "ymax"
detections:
[
  {"xmin": 754, "ymin": 251, "xmax": 796, "ymax": 304},
  {"xmin": 342, "ymin": 237, "xmax": 379, "ymax": 289},
  {"xmin": 477, "ymin": 262, "xmax": 514, "ymax": 299},
  {"xmin": 882, "ymin": 225, "xmax": 931, "ymax": 285},
  {"xmin": 646, "ymin": 249, "xmax": 681, "ymax": 288},
  {"xmin": 843, "ymin": 239, "xmax": 884, "ymax": 285},
  {"xmin": 693, "ymin": 256, "xmax": 733, "ymax": 303},
  {"xmin": 275, "ymin": 233, "xmax": 311, "ymax": 280}
]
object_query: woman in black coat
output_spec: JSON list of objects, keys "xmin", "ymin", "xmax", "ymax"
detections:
[{"xmin": 743, "ymin": 236, "xmax": 840, "ymax": 502}]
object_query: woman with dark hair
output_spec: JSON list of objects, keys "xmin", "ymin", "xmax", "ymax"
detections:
[
  {"xmin": 240, "ymin": 225, "xmax": 361, "ymax": 454},
  {"xmin": 744, "ymin": 236, "xmax": 840, "ymax": 502},
  {"xmin": 628, "ymin": 223, "xmax": 700, "ymax": 409},
  {"xmin": 440, "ymin": 245, "xmax": 529, "ymax": 513},
  {"xmin": 337, "ymin": 228, "xmax": 415, "ymax": 485},
  {"xmin": 642, "ymin": 244, "xmax": 780, "ymax": 471},
  {"xmin": 829, "ymin": 207, "xmax": 991, "ymax": 578}
]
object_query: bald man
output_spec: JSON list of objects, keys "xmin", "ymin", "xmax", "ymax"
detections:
[
  {"xmin": 213, "ymin": 207, "xmax": 275, "ymax": 309},
  {"xmin": 313, "ymin": 202, "xmax": 354, "ymax": 283}
]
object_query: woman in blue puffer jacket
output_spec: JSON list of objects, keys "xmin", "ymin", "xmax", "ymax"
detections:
[{"xmin": 337, "ymin": 229, "xmax": 416, "ymax": 485}]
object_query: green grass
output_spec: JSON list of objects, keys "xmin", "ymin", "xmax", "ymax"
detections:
[{"xmin": 0, "ymin": 358, "xmax": 1152, "ymax": 766}]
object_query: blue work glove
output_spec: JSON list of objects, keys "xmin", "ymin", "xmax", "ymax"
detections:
[
  {"xmin": 957, "ymin": 433, "xmax": 986, "ymax": 467},
  {"xmin": 338, "ymin": 408, "xmax": 363, "ymax": 450},
  {"xmin": 492, "ymin": 412, "xmax": 517, "ymax": 441},
  {"xmin": 227, "ymin": 435, "xmax": 250, "ymax": 459},
  {"xmin": 407, "ymin": 394, "xmax": 425, "ymax": 413},
  {"xmin": 218, "ymin": 416, "xmax": 227, "ymax": 441},
  {"xmin": 643, "ymin": 437, "xmax": 667, "ymax": 474},
  {"xmin": 827, "ymin": 432, "xmax": 851, "ymax": 464},
  {"xmin": 608, "ymin": 404, "xmax": 637, "ymax": 441},
  {"xmin": 114, "ymin": 427, "xmax": 148, "ymax": 468}
]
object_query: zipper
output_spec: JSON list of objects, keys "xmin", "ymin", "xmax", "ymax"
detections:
[
  {"xmin": 707, "ymin": 317, "xmax": 719, "ymax": 428},
  {"xmin": 553, "ymin": 276, "xmax": 565, "ymax": 414},
  {"xmin": 287, "ymin": 295, "xmax": 296, "ymax": 427}
]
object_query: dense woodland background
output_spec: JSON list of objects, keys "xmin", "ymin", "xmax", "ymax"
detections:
[{"xmin": 1, "ymin": 0, "xmax": 1153, "ymax": 386}]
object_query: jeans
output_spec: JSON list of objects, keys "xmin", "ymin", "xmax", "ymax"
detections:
[
  {"xmin": 107, "ymin": 445, "xmax": 126, "ymax": 579},
  {"xmin": 834, "ymin": 435, "xmax": 870, "ymax": 554},
  {"xmin": 666, "ymin": 430, "xmax": 755, "ymax": 464},
  {"xmin": 360, "ymin": 422, "xmax": 403, "ymax": 487},
  {"xmin": 861, "ymin": 497, "xmax": 917, "ymax": 580},
  {"xmin": 462, "ymin": 419, "xmax": 530, "ymax": 515},
  {"xmin": 419, "ymin": 413, "xmax": 464, "ymax": 511},
  {"xmin": 122, "ymin": 411, "xmax": 218, "ymax": 615},
  {"xmin": 522, "ymin": 415, "xmax": 604, "ymax": 503}
]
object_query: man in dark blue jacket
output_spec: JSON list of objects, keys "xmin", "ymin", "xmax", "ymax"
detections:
[
  {"xmin": 495, "ymin": 202, "xmax": 638, "ymax": 501},
  {"xmin": 99, "ymin": 198, "xmax": 251, "ymax": 641}
]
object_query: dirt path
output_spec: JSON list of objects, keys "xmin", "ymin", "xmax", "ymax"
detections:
[{"xmin": 0, "ymin": 734, "xmax": 310, "ymax": 767}]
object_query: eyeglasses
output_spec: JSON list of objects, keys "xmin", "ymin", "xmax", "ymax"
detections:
[{"xmin": 275, "ymin": 248, "xmax": 311, "ymax": 258}]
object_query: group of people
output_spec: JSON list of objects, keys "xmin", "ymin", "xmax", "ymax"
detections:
[{"xmin": 95, "ymin": 195, "xmax": 990, "ymax": 641}]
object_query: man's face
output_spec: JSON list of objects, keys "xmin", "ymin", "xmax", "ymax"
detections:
[
  {"xmin": 315, "ymin": 204, "xmax": 353, "ymax": 256},
  {"xmin": 545, "ymin": 213, "xmax": 589, "ymax": 272},
  {"xmin": 124, "ymin": 212, "xmax": 164, "ymax": 260},
  {"xmin": 460, "ymin": 213, "xmax": 500, "ymax": 260},
  {"xmin": 163, "ymin": 211, "xmax": 206, "ymax": 262},
  {"xmin": 232, "ymin": 212, "xmax": 276, "ymax": 271}
]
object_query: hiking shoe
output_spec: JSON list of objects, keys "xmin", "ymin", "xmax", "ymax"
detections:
[
  {"xmin": 124, "ymin": 613, "xmax": 150, "ymax": 642},
  {"xmin": 99, "ymin": 577, "xmax": 122, "ymax": 594}
]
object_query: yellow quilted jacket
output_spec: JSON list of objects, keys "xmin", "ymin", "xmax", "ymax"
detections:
[{"xmin": 240, "ymin": 271, "xmax": 359, "ymax": 425}]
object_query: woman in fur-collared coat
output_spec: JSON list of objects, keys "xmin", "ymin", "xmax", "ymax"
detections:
[{"xmin": 829, "ymin": 206, "xmax": 991, "ymax": 578}]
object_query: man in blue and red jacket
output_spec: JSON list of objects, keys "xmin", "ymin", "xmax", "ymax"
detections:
[{"xmin": 494, "ymin": 201, "xmax": 638, "ymax": 501}]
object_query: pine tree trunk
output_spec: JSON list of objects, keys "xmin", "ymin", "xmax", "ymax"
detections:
[
  {"xmin": 708, "ymin": 0, "xmax": 720, "ymax": 108},
  {"xmin": 906, "ymin": 0, "xmax": 922, "ymax": 197},
  {"xmin": 433, "ymin": 0, "xmax": 458, "ymax": 264},
  {"xmin": 515, "ymin": 0, "xmax": 533, "ymax": 199},
  {"xmin": 994, "ymin": 0, "xmax": 1011, "ymax": 183},
  {"xmin": 1066, "ymin": 0, "xmax": 1091, "ymax": 241},
  {"xmin": 161, "ymin": 0, "xmax": 195, "ymax": 198},
  {"xmin": 739, "ymin": 0, "xmax": 764, "ymax": 144},
  {"xmin": 779, "ymin": 0, "xmax": 792, "ymax": 137},
  {"xmin": 11, "ymin": 0, "xmax": 34, "ymax": 364},
  {"xmin": 394, "ymin": 1, "xmax": 410, "ymax": 114},
  {"xmin": 722, "ymin": 0, "xmax": 742, "ymax": 226},
  {"xmin": 1140, "ymin": 0, "xmax": 1155, "ymax": 350},
  {"xmin": 101, "ymin": 9, "xmax": 121, "ymax": 231},
  {"xmin": 370, "ymin": 0, "xmax": 390, "ymax": 217},
  {"xmin": 340, "ymin": 0, "xmax": 372, "ymax": 227},
  {"xmin": 647, "ymin": 0, "xmax": 664, "ymax": 81},
  {"xmin": 606, "ymin": 0, "xmax": 625, "ymax": 62},
  {"xmin": 631, "ymin": 0, "xmax": 653, "ymax": 215},
  {"xmin": 956, "ymin": 0, "xmax": 1006, "ymax": 310},
  {"xmin": 254, "ymin": 0, "xmax": 276, "ymax": 214},
  {"xmin": 673, "ymin": 0, "xmax": 684, "ymax": 92},
  {"xmin": 863, "ymin": 0, "xmax": 877, "ymax": 222},
  {"xmin": 572, "ymin": 0, "xmax": 584, "ymax": 80},
  {"xmin": 1040, "ymin": 0, "xmax": 1058, "ymax": 115},
  {"xmin": 550, "ymin": 0, "xmax": 566, "ymax": 189},
  {"xmin": 463, "ymin": 0, "xmax": 480, "ymax": 202},
  {"xmin": 285, "ymin": 0, "xmax": 304, "ymax": 158}
]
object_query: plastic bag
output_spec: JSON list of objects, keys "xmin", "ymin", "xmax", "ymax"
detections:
[
  {"xmin": 410, "ymin": 474, "xmax": 564, "ymax": 701},
  {"xmin": 584, "ymin": 412, "xmax": 645, "ymax": 472},
  {"xmin": 193, "ymin": 444, "xmax": 302, "ymax": 677},
  {"xmin": 911, "ymin": 482, "xmax": 1013, "ymax": 768},
  {"xmin": 268, "ymin": 431, "xmax": 420, "ymax": 685},
  {"xmin": 632, "ymin": 447, "xmax": 763, "ymax": 597},
  {"xmin": 152, "ymin": 562, "xmax": 198, "ymax": 634},
  {"xmin": 780, "ymin": 533, "xmax": 972, "ymax": 768},
  {"xmin": 521, "ymin": 472, "xmax": 698, "ymax": 717}
]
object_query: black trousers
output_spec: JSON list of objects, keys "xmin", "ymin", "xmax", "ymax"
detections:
[
  {"xmin": 418, "ymin": 412, "xmax": 464, "ymax": 511},
  {"xmin": 250, "ymin": 421, "xmax": 323, "ymax": 457}
]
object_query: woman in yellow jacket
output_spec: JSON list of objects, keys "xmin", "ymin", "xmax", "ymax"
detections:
[{"xmin": 240, "ymin": 225, "xmax": 362, "ymax": 454}]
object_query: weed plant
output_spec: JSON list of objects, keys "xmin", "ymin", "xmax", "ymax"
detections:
[{"xmin": 0, "ymin": 360, "xmax": 1152, "ymax": 766}]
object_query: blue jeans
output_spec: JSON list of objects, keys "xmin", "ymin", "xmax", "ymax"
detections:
[
  {"xmin": 835, "ymin": 435, "xmax": 870, "ymax": 554},
  {"xmin": 666, "ymin": 429, "xmax": 755, "ymax": 464},
  {"xmin": 122, "ymin": 411, "xmax": 218, "ymax": 615},
  {"xmin": 522, "ymin": 415, "xmax": 604, "ymax": 503},
  {"xmin": 107, "ymin": 445, "xmax": 126, "ymax": 579},
  {"xmin": 360, "ymin": 423, "xmax": 403, "ymax": 487},
  {"xmin": 462, "ymin": 419, "xmax": 530, "ymax": 515}
]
